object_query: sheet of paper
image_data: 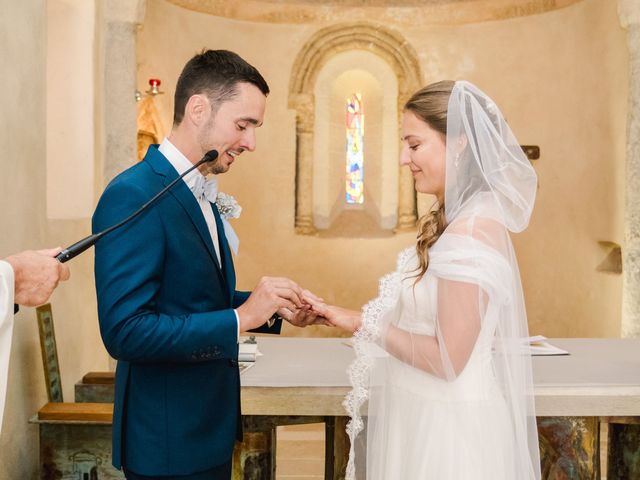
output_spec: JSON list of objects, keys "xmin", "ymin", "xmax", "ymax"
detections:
[
  {"xmin": 525, "ymin": 336, "xmax": 570, "ymax": 356},
  {"xmin": 239, "ymin": 362, "xmax": 255, "ymax": 374}
]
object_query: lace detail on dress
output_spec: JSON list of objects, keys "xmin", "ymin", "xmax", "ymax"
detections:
[{"xmin": 343, "ymin": 247, "xmax": 413, "ymax": 480}]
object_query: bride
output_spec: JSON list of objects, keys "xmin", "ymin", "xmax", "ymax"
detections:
[{"xmin": 307, "ymin": 80, "xmax": 541, "ymax": 479}]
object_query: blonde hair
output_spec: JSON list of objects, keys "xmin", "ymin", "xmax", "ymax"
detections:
[{"xmin": 404, "ymin": 80, "xmax": 454, "ymax": 282}]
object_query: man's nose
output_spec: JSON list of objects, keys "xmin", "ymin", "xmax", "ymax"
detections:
[{"xmin": 240, "ymin": 130, "xmax": 256, "ymax": 152}]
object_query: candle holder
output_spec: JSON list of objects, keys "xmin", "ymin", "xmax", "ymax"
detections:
[{"xmin": 136, "ymin": 78, "xmax": 164, "ymax": 101}]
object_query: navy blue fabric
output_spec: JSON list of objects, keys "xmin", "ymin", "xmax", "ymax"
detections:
[
  {"xmin": 93, "ymin": 146, "xmax": 281, "ymax": 476},
  {"xmin": 124, "ymin": 460, "xmax": 231, "ymax": 480}
]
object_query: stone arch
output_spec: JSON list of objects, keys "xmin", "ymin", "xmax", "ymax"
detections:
[{"xmin": 288, "ymin": 22, "xmax": 422, "ymax": 233}]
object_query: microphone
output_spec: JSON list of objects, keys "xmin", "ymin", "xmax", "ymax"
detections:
[{"xmin": 55, "ymin": 149, "xmax": 219, "ymax": 263}]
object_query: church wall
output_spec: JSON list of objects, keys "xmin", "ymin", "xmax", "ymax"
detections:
[
  {"xmin": 0, "ymin": 1, "xmax": 107, "ymax": 478},
  {"xmin": 137, "ymin": 0, "xmax": 627, "ymax": 338},
  {"xmin": 0, "ymin": 4, "xmax": 48, "ymax": 476},
  {"xmin": 399, "ymin": 0, "xmax": 628, "ymax": 338}
]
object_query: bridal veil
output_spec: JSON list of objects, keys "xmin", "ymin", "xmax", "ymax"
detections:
[{"xmin": 345, "ymin": 80, "xmax": 540, "ymax": 479}]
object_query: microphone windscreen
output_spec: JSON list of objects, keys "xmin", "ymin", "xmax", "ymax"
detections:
[{"xmin": 204, "ymin": 150, "xmax": 219, "ymax": 163}]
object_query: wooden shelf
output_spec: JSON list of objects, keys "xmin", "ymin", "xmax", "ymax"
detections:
[{"xmin": 37, "ymin": 402, "xmax": 113, "ymax": 423}]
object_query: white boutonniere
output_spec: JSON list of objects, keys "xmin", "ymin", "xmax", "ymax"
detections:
[{"xmin": 215, "ymin": 192, "xmax": 242, "ymax": 220}]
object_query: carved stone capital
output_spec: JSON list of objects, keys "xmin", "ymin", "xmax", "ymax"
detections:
[{"xmin": 290, "ymin": 93, "xmax": 315, "ymax": 133}]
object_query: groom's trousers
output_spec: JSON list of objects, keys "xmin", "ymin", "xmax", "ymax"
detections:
[{"xmin": 123, "ymin": 461, "xmax": 232, "ymax": 480}]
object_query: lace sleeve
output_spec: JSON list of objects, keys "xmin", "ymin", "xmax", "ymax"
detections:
[{"xmin": 343, "ymin": 248, "xmax": 409, "ymax": 480}]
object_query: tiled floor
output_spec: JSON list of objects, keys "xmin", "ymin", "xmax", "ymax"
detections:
[{"xmin": 276, "ymin": 423, "xmax": 325, "ymax": 480}]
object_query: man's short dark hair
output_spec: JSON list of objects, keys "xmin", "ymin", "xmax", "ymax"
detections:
[{"xmin": 173, "ymin": 49, "xmax": 270, "ymax": 126}]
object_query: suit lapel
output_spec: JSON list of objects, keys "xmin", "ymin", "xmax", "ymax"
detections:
[
  {"xmin": 145, "ymin": 147, "xmax": 226, "ymax": 286},
  {"xmin": 212, "ymin": 205, "xmax": 236, "ymax": 302}
]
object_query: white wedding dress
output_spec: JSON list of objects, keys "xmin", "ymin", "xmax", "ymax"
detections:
[
  {"xmin": 365, "ymin": 245, "xmax": 519, "ymax": 479},
  {"xmin": 344, "ymin": 81, "xmax": 541, "ymax": 480}
]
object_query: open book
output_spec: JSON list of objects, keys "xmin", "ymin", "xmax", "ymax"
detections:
[
  {"xmin": 493, "ymin": 336, "xmax": 569, "ymax": 356},
  {"xmin": 238, "ymin": 362, "xmax": 255, "ymax": 374},
  {"xmin": 239, "ymin": 341, "xmax": 260, "ymax": 362},
  {"xmin": 525, "ymin": 336, "xmax": 569, "ymax": 356},
  {"xmin": 238, "ymin": 338, "xmax": 262, "ymax": 374}
]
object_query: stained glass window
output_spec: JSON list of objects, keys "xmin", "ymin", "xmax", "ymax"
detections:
[{"xmin": 345, "ymin": 93, "xmax": 364, "ymax": 204}]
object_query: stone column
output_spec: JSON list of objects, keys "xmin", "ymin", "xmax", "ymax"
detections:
[
  {"xmin": 610, "ymin": 3, "xmax": 640, "ymax": 476},
  {"xmin": 98, "ymin": 0, "xmax": 146, "ymax": 185},
  {"xmin": 619, "ymin": 0, "xmax": 640, "ymax": 337},
  {"xmin": 291, "ymin": 93, "xmax": 317, "ymax": 234},
  {"xmin": 396, "ymin": 96, "xmax": 417, "ymax": 230},
  {"xmin": 397, "ymin": 167, "xmax": 417, "ymax": 230}
]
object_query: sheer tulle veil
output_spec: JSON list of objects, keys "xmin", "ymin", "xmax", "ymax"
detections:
[{"xmin": 344, "ymin": 80, "xmax": 540, "ymax": 479}]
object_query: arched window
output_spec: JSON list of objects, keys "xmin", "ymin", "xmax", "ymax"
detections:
[
  {"xmin": 345, "ymin": 93, "xmax": 364, "ymax": 205},
  {"xmin": 312, "ymin": 53, "xmax": 395, "ymax": 233},
  {"xmin": 288, "ymin": 22, "xmax": 423, "ymax": 235}
]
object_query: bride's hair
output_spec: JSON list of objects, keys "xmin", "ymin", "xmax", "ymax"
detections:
[{"xmin": 404, "ymin": 80, "xmax": 454, "ymax": 282}]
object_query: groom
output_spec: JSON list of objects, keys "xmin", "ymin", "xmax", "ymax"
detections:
[{"xmin": 93, "ymin": 50, "xmax": 319, "ymax": 479}]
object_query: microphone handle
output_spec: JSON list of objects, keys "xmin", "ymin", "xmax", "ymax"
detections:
[
  {"xmin": 56, "ymin": 153, "xmax": 215, "ymax": 263},
  {"xmin": 56, "ymin": 233, "xmax": 104, "ymax": 263}
]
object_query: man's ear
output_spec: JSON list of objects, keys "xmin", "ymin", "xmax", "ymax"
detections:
[{"xmin": 184, "ymin": 94, "xmax": 210, "ymax": 127}]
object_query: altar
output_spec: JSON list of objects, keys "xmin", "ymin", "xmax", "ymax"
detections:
[{"xmin": 34, "ymin": 337, "xmax": 640, "ymax": 479}]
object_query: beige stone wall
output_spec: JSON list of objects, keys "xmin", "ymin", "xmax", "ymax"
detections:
[
  {"xmin": 46, "ymin": 0, "xmax": 96, "ymax": 220},
  {"xmin": 0, "ymin": 5, "xmax": 48, "ymax": 476},
  {"xmin": 0, "ymin": 1, "xmax": 107, "ymax": 478},
  {"xmin": 138, "ymin": 0, "xmax": 627, "ymax": 338}
]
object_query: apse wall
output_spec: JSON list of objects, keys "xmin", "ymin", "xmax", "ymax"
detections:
[{"xmin": 137, "ymin": 0, "xmax": 627, "ymax": 338}]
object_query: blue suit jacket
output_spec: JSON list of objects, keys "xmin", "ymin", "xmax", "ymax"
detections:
[{"xmin": 93, "ymin": 145, "xmax": 281, "ymax": 476}]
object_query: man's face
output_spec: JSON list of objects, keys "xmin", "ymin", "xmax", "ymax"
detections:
[{"xmin": 197, "ymin": 82, "xmax": 266, "ymax": 175}]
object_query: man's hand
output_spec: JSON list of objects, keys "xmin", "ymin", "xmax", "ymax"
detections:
[
  {"xmin": 277, "ymin": 290, "xmax": 331, "ymax": 328},
  {"xmin": 236, "ymin": 277, "xmax": 306, "ymax": 332},
  {"xmin": 5, "ymin": 248, "xmax": 71, "ymax": 307},
  {"xmin": 303, "ymin": 293, "xmax": 362, "ymax": 333}
]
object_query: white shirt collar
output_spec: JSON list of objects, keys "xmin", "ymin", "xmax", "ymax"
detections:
[{"xmin": 158, "ymin": 138, "xmax": 205, "ymax": 191}]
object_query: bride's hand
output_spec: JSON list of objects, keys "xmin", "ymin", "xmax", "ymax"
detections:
[{"xmin": 302, "ymin": 294, "xmax": 362, "ymax": 333}]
